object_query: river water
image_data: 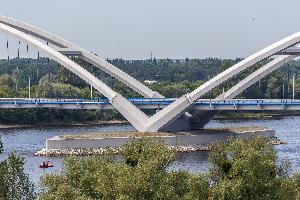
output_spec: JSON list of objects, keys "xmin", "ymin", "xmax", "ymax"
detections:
[{"xmin": 0, "ymin": 117, "xmax": 300, "ymax": 188}]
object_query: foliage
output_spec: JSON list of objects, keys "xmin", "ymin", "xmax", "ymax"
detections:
[
  {"xmin": 36, "ymin": 82, "xmax": 86, "ymax": 99},
  {"xmin": 0, "ymin": 136, "xmax": 36, "ymax": 200},
  {"xmin": 0, "ymin": 86, "xmax": 16, "ymax": 98},
  {"xmin": 208, "ymin": 137, "xmax": 297, "ymax": 200},
  {"xmin": 150, "ymin": 81, "xmax": 203, "ymax": 98},
  {"xmin": 0, "ymin": 151, "xmax": 36, "ymax": 200},
  {"xmin": 40, "ymin": 139, "xmax": 209, "ymax": 200},
  {"xmin": 40, "ymin": 137, "xmax": 300, "ymax": 199},
  {"xmin": 0, "ymin": 73, "xmax": 16, "ymax": 89}
]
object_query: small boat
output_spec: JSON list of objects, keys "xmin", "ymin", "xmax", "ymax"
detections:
[{"xmin": 39, "ymin": 161, "xmax": 54, "ymax": 168}]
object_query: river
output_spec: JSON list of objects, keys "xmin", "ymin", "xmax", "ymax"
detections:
[{"xmin": 0, "ymin": 116, "xmax": 300, "ymax": 189}]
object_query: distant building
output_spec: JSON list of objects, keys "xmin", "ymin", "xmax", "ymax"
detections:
[{"xmin": 144, "ymin": 80, "xmax": 158, "ymax": 84}]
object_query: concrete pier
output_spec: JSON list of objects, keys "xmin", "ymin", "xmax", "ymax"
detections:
[{"xmin": 45, "ymin": 127, "xmax": 275, "ymax": 150}]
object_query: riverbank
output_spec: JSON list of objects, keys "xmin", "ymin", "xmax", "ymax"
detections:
[
  {"xmin": 216, "ymin": 111, "xmax": 300, "ymax": 120},
  {"xmin": 0, "ymin": 120, "xmax": 128, "ymax": 130},
  {"xmin": 0, "ymin": 111, "xmax": 299, "ymax": 129}
]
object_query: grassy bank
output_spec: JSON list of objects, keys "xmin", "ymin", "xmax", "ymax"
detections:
[
  {"xmin": 0, "ymin": 120, "xmax": 128, "ymax": 130},
  {"xmin": 216, "ymin": 110, "xmax": 300, "ymax": 120}
]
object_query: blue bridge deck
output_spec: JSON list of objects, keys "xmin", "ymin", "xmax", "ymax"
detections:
[{"xmin": 0, "ymin": 98, "xmax": 299, "ymax": 111}]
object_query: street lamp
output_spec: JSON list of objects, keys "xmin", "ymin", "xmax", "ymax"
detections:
[
  {"xmin": 222, "ymin": 86, "xmax": 225, "ymax": 101},
  {"xmin": 28, "ymin": 75, "xmax": 31, "ymax": 99},
  {"xmin": 293, "ymin": 74, "xmax": 296, "ymax": 100},
  {"xmin": 258, "ymin": 75, "xmax": 261, "ymax": 99},
  {"xmin": 90, "ymin": 85, "xmax": 93, "ymax": 99},
  {"xmin": 282, "ymin": 83, "xmax": 285, "ymax": 100}
]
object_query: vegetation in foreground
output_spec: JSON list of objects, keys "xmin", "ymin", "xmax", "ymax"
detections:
[
  {"xmin": 0, "ymin": 137, "xmax": 36, "ymax": 200},
  {"xmin": 1, "ymin": 135, "xmax": 300, "ymax": 199},
  {"xmin": 39, "ymin": 137, "xmax": 300, "ymax": 200}
]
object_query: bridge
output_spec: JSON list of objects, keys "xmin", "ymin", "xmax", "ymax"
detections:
[
  {"xmin": 0, "ymin": 98, "xmax": 300, "ymax": 111},
  {"xmin": 0, "ymin": 16, "xmax": 300, "ymax": 132},
  {"xmin": 1, "ymin": 98, "xmax": 300, "ymax": 111}
]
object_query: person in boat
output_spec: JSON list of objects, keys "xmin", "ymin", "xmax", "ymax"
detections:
[
  {"xmin": 40, "ymin": 161, "xmax": 54, "ymax": 168},
  {"xmin": 40, "ymin": 161, "xmax": 48, "ymax": 168},
  {"xmin": 46, "ymin": 161, "xmax": 54, "ymax": 167}
]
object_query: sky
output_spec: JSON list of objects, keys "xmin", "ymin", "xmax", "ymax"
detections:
[{"xmin": 0, "ymin": 0, "xmax": 300, "ymax": 60}]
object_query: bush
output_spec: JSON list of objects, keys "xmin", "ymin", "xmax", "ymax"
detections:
[
  {"xmin": 0, "ymin": 152, "xmax": 36, "ymax": 200},
  {"xmin": 40, "ymin": 137, "xmax": 300, "ymax": 199},
  {"xmin": 40, "ymin": 139, "xmax": 208, "ymax": 200},
  {"xmin": 208, "ymin": 137, "xmax": 297, "ymax": 200}
]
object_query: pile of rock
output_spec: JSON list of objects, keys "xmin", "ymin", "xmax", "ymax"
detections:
[
  {"xmin": 35, "ymin": 147, "xmax": 123, "ymax": 157},
  {"xmin": 271, "ymin": 139, "xmax": 287, "ymax": 145},
  {"xmin": 35, "ymin": 139, "xmax": 285, "ymax": 157},
  {"xmin": 35, "ymin": 144, "xmax": 212, "ymax": 157},
  {"xmin": 168, "ymin": 145, "xmax": 211, "ymax": 152}
]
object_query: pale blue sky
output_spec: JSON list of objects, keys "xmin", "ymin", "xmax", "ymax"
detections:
[{"xmin": 0, "ymin": 0, "xmax": 300, "ymax": 59}]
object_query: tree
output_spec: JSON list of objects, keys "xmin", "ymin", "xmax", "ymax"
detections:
[
  {"xmin": 40, "ymin": 137, "xmax": 300, "ymax": 199},
  {"xmin": 0, "ymin": 73, "xmax": 16, "ymax": 89},
  {"xmin": 40, "ymin": 139, "xmax": 208, "ymax": 200},
  {"xmin": 0, "ymin": 137, "xmax": 36, "ymax": 200},
  {"xmin": 35, "ymin": 82, "xmax": 84, "ymax": 99},
  {"xmin": 208, "ymin": 137, "xmax": 297, "ymax": 200},
  {"xmin": 0, "ymin": 86, "xmax": 15, "ymax": 98}
]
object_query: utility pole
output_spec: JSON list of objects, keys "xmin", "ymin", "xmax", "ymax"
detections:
[
  {"xmin": 28, "ymin": 75, "xmax": 31, "ymax": 99},
  {"xmin": 287, "ymin": 73, "xmax": 290, "ymax": 98},
  {"xmin": 258, "ymin": 75, "xmax": 261, "ymax": 99},
  {"xmin": 222, "ymin": 86, "xmax": 225, "ymax": 101},
  {"xmin": 293, "ymin": 74, "xmax": 296, "ymax": 100},
  {"xmin": 282, "ymin": 83, "xmax": 285, "ymax": 100},
  {"xmin": 209, "ymin": 75, "xmax": 212, "ymax": 102},
  {"xmin": 90, "ymin": 85, "xmax": 93, "ymax": 99},
  {"xmin": 15, "ymin": 66, "xmax": 19, "ymax": 93}
]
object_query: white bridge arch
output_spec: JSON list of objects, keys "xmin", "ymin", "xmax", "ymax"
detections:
[
  {"xmin": 191, "ymin": 54, "xmax": 298, "ymax": 129},
  {"xmin": 1, "ymin": 16, "xmax": 300, "ymax": 132},
  {"xmin": 0, "ymin": 16, "xmax": 163, "ymax": 99}
]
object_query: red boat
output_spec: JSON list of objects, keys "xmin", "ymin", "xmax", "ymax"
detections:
[{"xmin": 39, "ymin": 161, "xmax": 54, "ymax": 168}]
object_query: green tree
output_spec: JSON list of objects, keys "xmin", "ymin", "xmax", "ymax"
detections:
[
  {"xmin": 0, "ymin": 138, "xmax": 36, "ymax": 200},
  {"xmin": 208, "ymin": 137, "xmax": 297, "ymax": 200},
  {"xmin": 40, "ymin": 137, "xmax": 300, "ymax": 200},
  {"xmin": 36, "ymin": 82, "xmax": 84, "ymax": 99},
  {"xmin": 0, "ymin": 73, "xmax": 16, "ymax": 89},
  {"xmin": 40, "ymin": 139, "xmax": 208, "ymax": 200},
  {"xmin": 0, "ymin": 86, "xmax": 15, "ymax": 98}
]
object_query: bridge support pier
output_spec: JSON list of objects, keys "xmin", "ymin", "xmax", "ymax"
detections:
[
  {"xmin": 160, "ymin": 110, "xmax": 221, "ymax": 132},
  {"xmin": 159, "ymin": 114, "xmax": 192, "ymax": 132},
  {"xmin": 190, "ymin": 110, "xmax": 220, "ymax": 130}
]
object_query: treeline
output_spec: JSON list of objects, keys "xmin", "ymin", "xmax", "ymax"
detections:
[{"xmin": 0, "ymin": 57, "xmax": 299, "ymax": 123}]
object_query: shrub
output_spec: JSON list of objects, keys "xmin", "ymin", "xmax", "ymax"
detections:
[
  {"xmin": 40, "ymin": 139, "xmax": 208, "ymax": 200},
  {"xmin": 208, "ymin": 137, "xmax": 297, "ymax": 200},
  {"xmin": 0, "ymin": 152, "xmax": 36, "ymax": 200}
]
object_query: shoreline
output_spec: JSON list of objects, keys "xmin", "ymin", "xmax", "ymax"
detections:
[
  {"xmin": 214, "ymin": 113, "xmax": 300, "ymax": 120},
  {"xmin": 0, "ymin": 120, "xmax": 129, "ymax": 130},
  {"xmin": 0, "ymin": 113, "xmax": 299, "ymax": 130}
]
